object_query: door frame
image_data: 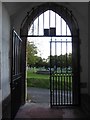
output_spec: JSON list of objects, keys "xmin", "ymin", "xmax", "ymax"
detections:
[
  {"xmin": 20, "ymin": 2, "xmax": 80, "ymax": 107},
  {"xmin": 11, "ymin": 29, "xmax": 23, "ymax": 119}
]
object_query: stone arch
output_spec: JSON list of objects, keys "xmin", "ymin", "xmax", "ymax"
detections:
[
  {"xmin": 20, "ymin": 2, "xmax": 79, "ymax": 36},
  {"xmin": 20, "ymin": 2, "xmax": 80, "ymax": 105}
]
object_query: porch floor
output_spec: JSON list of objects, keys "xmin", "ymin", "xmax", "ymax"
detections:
[
  {"xmin": 15, "ymin": 102, "xmax": 87, "ymax": 119},
  {"xmin": 15, "ymin": 87, "xmax": 88, "ymax": 119}
]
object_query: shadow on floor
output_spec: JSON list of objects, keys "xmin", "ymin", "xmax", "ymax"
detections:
[
  {"xmin": 15, "ymin": 87, "xmax": 88, "ymax": 119},
  {"xmin": 15, "ymin": 102, "xmax": 88, "ymax": 119}
]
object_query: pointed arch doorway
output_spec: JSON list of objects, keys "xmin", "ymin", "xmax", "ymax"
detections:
[{"xmin": 20, "ymin": 3, "xmax": 80, "ymax": 107}]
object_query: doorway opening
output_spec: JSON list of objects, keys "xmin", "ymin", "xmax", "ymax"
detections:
[
  {"xmin": 26, "ymin": 9, "xmax": 73, "ymax": 106},
  {"xmin": 11, "ymin": 3, "xmax": 80, "ymax": 119},
  {"xmin": 26, "ymin": 37, "xmax": 50, "ymax": 105},
  {"xmin": 20, "ymin": 2, "xmax": 80, "ymax": 108}
]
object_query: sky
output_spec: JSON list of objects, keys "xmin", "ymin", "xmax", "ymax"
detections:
[{"xmin": 27, "ymin": 10, "xmax": 72, "ymax": 59}]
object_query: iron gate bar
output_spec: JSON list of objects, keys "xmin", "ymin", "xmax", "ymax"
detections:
[
  {"xmin": 49, "ymin": 10, "xmax": 50, "ymax": 33},
  {"xmin": 55, "ymin": 39, "xmax": 57, "ymax": 72},
  {"xmin": 21, "ymin": 35, "xmax": 78, "ymax": 37},
  {"xmin": 71, "ymin": 10, "xmax": 74, "ymax": 103},
  {"xmin": 43, "ymin": 12, "xmax": 44, "ymax": 35},
  {"xmin": 32, "ymin": 21, "xmax": 33, "ymax": 35},
  {"xmin": 64, "ymin": 75, "xmax": 65, "ymax": 104},
  {"xmin": 56, "ymin": 76, "xmax": 58, "ymax": 105},
  {"xmin": 61, "ymin": 7, "xmax": 62, "ymax": 36},
  {"xmin": 71, "ymin": 75, "xmax": 72, "ymax": 104},
  {"xmin": 53, "ymin": 75, "xmax": 54, "ymax": 105},
  {"xmin": 51, "ymin": 41, "xmax": 72, "ymax": 43},
  {"xmin": 66, "ymin": 8, "xmax": 67, "ymax": 36},
  {"xmin": 50, "ymin": 38, "xmax": 52, "ymax": 107},
  {"xmin": 55, "ymin": 39, "xmax": 57, "ymax": 105},
  {"xmin": 69, "ymin": 75, "xmax": 71, "ymax": 104},
  {"xmin": 67, "ymin": 74, "xmax": 68, "ymax": 104},
  {"xmin": 68, "ymin": 75, "xmax": 70, "ymax": 104},
  {"xmin": 66, "ymin": 39, "xmax": 68, "ymax": 104},
  {"xmin": 60, "ymin": 75, "xmax": 62, "ymax": 104},
  {"xmin": 58, "ymin": 75, "xmax": 60, "ymax": 105},
  {"xmin": 38, "ymin": 7, "xmax": 39, "ymax": 35},
  {"xmin": 70, "ymin": 11, "xmax": 74, "ymax": 105},
  {"xmin": 61, "ymin": 40, "xmax": 63, "ymax": 105},
  {"xmin": 55, "ymin": 10, "xmax": 56, "ymax": 32}
]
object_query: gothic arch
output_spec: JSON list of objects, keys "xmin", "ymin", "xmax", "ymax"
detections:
[{"xmin": 20, "ymin": 2, "xmax": 80, "ymax": 106}]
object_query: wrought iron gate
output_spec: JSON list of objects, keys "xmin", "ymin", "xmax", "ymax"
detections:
[
  {"xmin": 11, "ymin": 29, "xmax": 22, "ymax": 119},
  {"xmin": 50, "ymin": 37, "xmax": 73, "ymax": 106}
]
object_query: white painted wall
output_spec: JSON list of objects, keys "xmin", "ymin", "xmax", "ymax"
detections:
[
  {"xmin": 11, "ymin": 2, "xmax": 88, "ymax": 94},
  {"xmin": 1, "ymin": 3, "xmax": 10, "ymax": 100},
  {"xmin": 70, "ymin": 2, "xmax": 88, "ymax": 93},
  {"xmin": 88, "ymin": 3, "xmax": 90, "ymax": 96},
  {"xmin": 0, "ymin": 1, "xmax": 2, "ymax": 119},
  {"xmin": 70, "ymin": 3, "xmax": 88, "ymax": 94}
]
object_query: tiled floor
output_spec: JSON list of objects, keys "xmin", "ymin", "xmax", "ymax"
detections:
[{"xmin": 15, "ymin": 102, "xmax": 88, "ymax": 119}]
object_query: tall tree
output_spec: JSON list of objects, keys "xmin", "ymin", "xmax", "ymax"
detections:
[
  {"xmin": 26, "ymin": 41, "xmax": 37, "ymax": 67},
  {"xmin": 47, "ymin": 53, "xmax": 72, "ymax": 68}
]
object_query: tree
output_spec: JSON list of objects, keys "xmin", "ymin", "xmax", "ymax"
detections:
[
  {"xmin": 26, "ymin": 41, "xmax": 37, "ymax": 67},
  {"xmin": 35, "ymin": 56, "xmax": 43, "ymax": 67},
  {"xmin": 47, "ymin": 53, "xmax": 72, "ymax": 68},
  {"xmin": 67, "ymin": 53, "xmax": 72, "ymax": 67}
]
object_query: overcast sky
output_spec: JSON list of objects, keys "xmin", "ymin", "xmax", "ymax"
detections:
[{"xmin": 28, "ymin": 10, "xmax": 72, "ymax": 59}]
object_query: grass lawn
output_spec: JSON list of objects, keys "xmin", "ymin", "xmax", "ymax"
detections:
[
  {"xmin": 27, "ymin": 69, "xmax": 50, "ymax": 89},
  {"xmin": 27, "ymin": 70, "xmax": 49, "ymax": 79},
  {"xmin": 26, "ymin": 69, "xmax": 72, "ymax": 90}
]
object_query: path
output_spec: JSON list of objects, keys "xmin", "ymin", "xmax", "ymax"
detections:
[{"xmin": 27, "ymin": 87, "xmax": 50, "ymax": 104}]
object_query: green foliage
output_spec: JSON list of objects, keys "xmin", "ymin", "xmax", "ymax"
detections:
[
  {"xmin": 26, "ymin": 40, "xmax": 72, "ymax": 69},
  {"xmin": 48, "ymin": 53, "xmax": 72, "ymax": 68},
  {"xmin": 26, "ymin": 41, "xmax": 38, "ymax": 67},
  {"xmin": 26, "ymin": 41, "xmax": 49, "ymax": 68}
]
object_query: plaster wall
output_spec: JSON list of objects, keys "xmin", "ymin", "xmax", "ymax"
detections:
[
  {"xmin": 2, "ymin": 4, "xmax": 10, "ymax": 100},
  {"xmin": 88, "ymin": 2, "xmax": 90, "ymax": 96},
  {"xmin": 11, "ymin": 2, "xmax": 88, "ymax": 94},
  {"xmin": 69, "ymin": 2, "xmax": 88, "ymax": 94},
  {"xmin": 0, "ymin": 1, "xmax": 2, "ymax": 119}
]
